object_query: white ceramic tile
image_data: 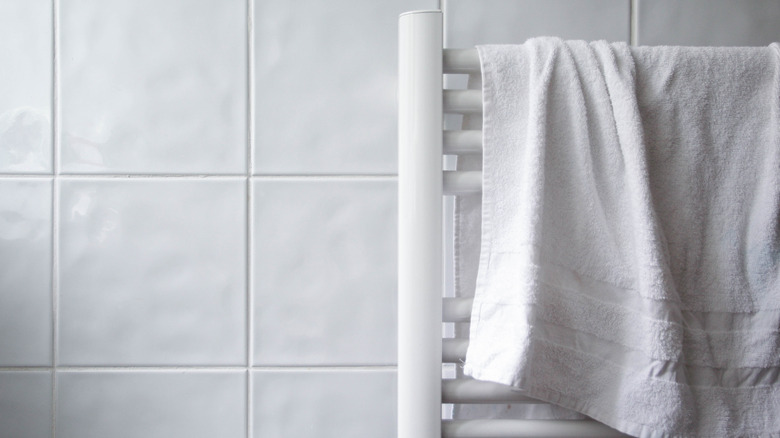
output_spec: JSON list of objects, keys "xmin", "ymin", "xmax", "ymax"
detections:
[
  {"xmin": 0, "ymin": 179, "xmax": 52, "ymax": 366},
  {"xmin": 57, "ymin": 371, "xmax": 245, "ymax": 438},
  {"xmin": 252, "ymin": 370, "xmax": 395, "ymax": 438},
  {"xmin": 444, "ymin": 0, "xmax": 630, "ymax": 48},
  {"xmin": 0, "ymin": 371, "xmax": 52, "ymax": 438},
  {"xmin": 58, "ymin": 179, "xmax": 246, "ymax": 365},
  {"xmin": 0, "ymin": 0, "xmax": 52, "ymax": 173},
  {"xmin": 638, "ymin": 0, "xmax": 780, "ymax": 46},
  {"xmin": 252, "ymin": 180, "xmax": 396, "ymax": 365},
  {"xmin": 60, "ymin": 0, "xmax": 246, "ymax": 174},
  {"xmin": 253, "ymin": 0, "xmax": 436, "ymax": 174}
]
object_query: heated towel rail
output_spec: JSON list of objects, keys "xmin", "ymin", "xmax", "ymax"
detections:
[{"xmin": 398, "ymin": 10, "xmax": 629, "ymax": 438}]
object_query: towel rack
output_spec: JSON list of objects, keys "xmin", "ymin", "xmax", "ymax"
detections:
[{"xmin": 398, "ymin": 10, "xmax": 628, "ymax": 438}]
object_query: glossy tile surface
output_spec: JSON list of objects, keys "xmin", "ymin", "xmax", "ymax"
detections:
[
  {"xmin": 59, "ymin": 179, "xmax": 246, "ymax": 365},
  {"xmin": 637, "ymin": 0, "xmax": 780, "ymax": 46},
  {"xmin": 60, "ymin": 0, "xmax": 246, "ymax": 174},
  {"xmin": 253, "ymin": 0, "xmax": 435, "ymax": 174},
  {"xmin": 252, "ymin": 180, "xmax": 396, "ymax": 365},
  {"xmin": 0, "ymin": 0, "xmax": 52, "ymax": 173},
  {"xmin": 252, "ymin": 370, "xmax": 396, "ymax": 438},
  {"xmin": 0, "ymin": 371, "xmax": 52, "ymax": 438},
  {"xmin": 58, "ymin": 371, "xmax": 245, "ymax": 438},
  {"xmin": 444, "ymin": 0, "xmax": 630, "ymax": 47},
  {"xmin": 0, "ymin": 179, "xmax": 52, "ymax": 366}
]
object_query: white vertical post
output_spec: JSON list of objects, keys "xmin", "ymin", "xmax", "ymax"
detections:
[{"xmin": 398, "ymin": 10, "xmax": 443, "ymax": 438}]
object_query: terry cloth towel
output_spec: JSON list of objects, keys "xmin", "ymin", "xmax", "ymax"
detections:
[
  {"xmin": 461, "ymin": 39, "xmax": 780, "ymax": 438},
  {"xmin": 453, "ymin": 73, "xmax": 586, "ymax": 422}
]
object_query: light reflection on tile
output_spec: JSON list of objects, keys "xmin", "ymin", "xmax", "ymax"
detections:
[
  {"xmin": 60, "ymin": 0, "xmax": 246, "ymax": 174},
  {"xmin": 0, "ymin": 0, "xmax": 52, "ymax": 173}
]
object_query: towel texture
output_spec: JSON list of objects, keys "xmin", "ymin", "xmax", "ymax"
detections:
[
  {"xmin": 452, "ymin": 73, "xmax": 586, "ymax": 421},
  {"xmin": 461, "ymin": 39, "xmax": 780, "ymax": 437}
]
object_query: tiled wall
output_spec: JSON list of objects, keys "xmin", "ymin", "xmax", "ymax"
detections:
[{"xmin": 1, "ymin": 0, "xmax": 779, "ymax": 437}]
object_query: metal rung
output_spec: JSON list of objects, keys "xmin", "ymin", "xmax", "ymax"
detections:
[
  {"xmin": 442, "ymin": 379, "xmax": 540, "ymax": 404},
  {"xmin": 444, "ymin": 171, "xmax": 481, "ymax": 195},
  {"xmin": 442, "ymin": 419, "xmax": 631, "ymax": 438},
  {"xmin": 443, "ymin": 48, "xmax": 480, "ymax": 74},
  {"xmin": 443, "ymin": 297, "xmax": 474, "ymax": 322},
  {"xmin": 444, "ymin": 90, "xmax": 482, "ymax": 114},
  {"xmin": 444, "ymin": 130, "xmax": 482, "ymax": 154},
  {"xmin": 443, "ymin": 338, "xmax": 468, "ymax": 363}
]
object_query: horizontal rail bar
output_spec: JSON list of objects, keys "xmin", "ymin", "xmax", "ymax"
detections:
[
  {"xmin": 442, "ymin": 419, "xmax": 631, "ymax": 438},
  {"xmin": 443, "ymin": 130, "xmax": 482, "ymax": 154},
  {"xmin": 443, "ymin": 48, "xmax": 480, "ymax": 74},
  {"xmin": 444, "ymin": 171, "xmax": 481, "ymax": 195},
  {"xmin": 443, "ymin": 338, "xmax": 468, "ymax": 363},
  {"xmin": 444, "ymin": 90, "xmax": 482, "ymax": 114},
  {"xmin": 443, "ymin": 297, "xmax": 474, "ymax": 322},
  {"xmin": 442, "ymin": 379, "xmax": 540, "ymax": 404}
]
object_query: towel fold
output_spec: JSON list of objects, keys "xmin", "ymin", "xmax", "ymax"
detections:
[{"xmin": 460, "ymin": 39, "xmax": 780, "ymax": 437}]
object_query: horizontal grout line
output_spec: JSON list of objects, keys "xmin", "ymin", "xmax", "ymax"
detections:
[
  {"xmin": 0, "ymin": 174, "xmax": 55, "ymax": 179},
  {"xmin": 249, "ymin": 365, "xmax": 398, "ymax": 372},
  {"xmin": 56, "ymin": 366, "xmax": 250, "ymax": 373},
  {"xmin": 250, "ymin": 174, "xmax": 397, "ymax": 181},
  {"xmin": 0, "ymin": 366, "xmax": 53, "ymax": 372},
  {"xmin": 0, "ymin": 174, "xmax": 399, "ymax": 180},
  {"xmin": 54, "ymin": 175, "xmax": 248, "ymax": 180},
  {"xmin": 1, "ymin": 365, "xmax": 397, "ymax": 372}
]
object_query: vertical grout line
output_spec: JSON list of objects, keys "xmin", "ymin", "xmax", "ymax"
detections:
[
  {"xmin": 630, "ymin": 0, "xmax": 639, "ymax": 46},
  {"xmin": 246, "ymin": 178, "xmax": 254, "ymax": 438},
  {"xmin": 247, "ymin": 0, "xmax": 255, "ymax": 178},
  {"xmin": 51, "ymin": 179, "xmax": 59, "ymax": 438},
  {"xmin": 51, "ymin": 0, "xmax": 60, "ymax": 436},
  {"xmin": 53, "ymin": 0, "xmax": 61, "ymax": 175},
  {"xmin": 246, "ymin": 1, "xmax": 255, "ymax": 437}
]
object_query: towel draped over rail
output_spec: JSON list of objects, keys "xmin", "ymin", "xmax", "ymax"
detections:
[{"xmin": 457, "ymin": 39, "xmax": 780, "ymax": 438}]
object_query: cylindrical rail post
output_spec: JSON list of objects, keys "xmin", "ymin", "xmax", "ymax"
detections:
[{"xmin": 398, "ymin": 9, "xmax": 443, "ymax": 438}]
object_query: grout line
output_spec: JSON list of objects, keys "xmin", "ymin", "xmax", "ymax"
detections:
[
  {"xmin": 251, "ymin": 174, "xmax": 398, "ymax": 181},
  {"xmin": 17, "ymin": 365, "xmax": 396, "ymax": 372},
  {"xmin": 0, "ymin": 173, "xmax": 399, "ymax": 180},
  {"xmin": 247, "ymin": 369, "xmax": 253, "ymax": 438},
  {"xmin": 630, "ymin": 0, "xmax": 639, "ymax": 46},
  {"xmin": 0, "ymin": 174, "xmax": 56, "ymax": 179},
  {"xmin": 0, "ymin": 367, "xmax": 54, "ymax": 372},
  {"xmin": 52, "ymin": 0, "xmax": 60, "ymax": 176},
  {"xmin": 246, "ymin": 178, "xmax": 254, "ymax": 438},
  {"xmin": 51, "ymin": 0, "xmax": 60, "ymax": 435},
  {"xmin": 250, "ymin": 366, "xmax": 398, "ymax": 372},
  {"xmin": 247, "ymin": 0, "xmax": 255, "ymax": 177},
  {"xmin": 50, "ymin": 178, "xmax": 58, "ymax": 438},
  {"xmin": 51, "ymin": 178, "xmax": 59, "ymax": 438},
  {"xmin": 246, "ymin": 1, "xmax": 255, "ymax": 437},
  {"xmin": 52, "ymin": 366, "xmax": 254, "ymax": 372},
  {"xmin": 43, "ymin": 174, "xmax": 250, "ymax": 179}
]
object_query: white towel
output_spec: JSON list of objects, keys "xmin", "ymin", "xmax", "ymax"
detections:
[
  {"xmin": 452, "ymin": 73, "xmax": 586, "ymax": 422},
  {"xmin": 461, "ymin": 39, "xmax": 780, "ymax": 437}
]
